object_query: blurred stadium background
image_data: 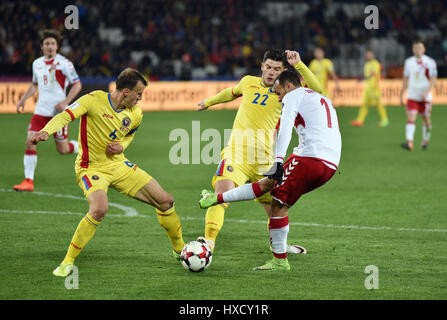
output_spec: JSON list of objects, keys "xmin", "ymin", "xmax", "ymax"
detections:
[{"xmin": 1, "ymin": 0, "xmax": 446, "ymax": 105}]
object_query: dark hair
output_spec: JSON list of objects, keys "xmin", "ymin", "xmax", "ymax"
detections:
[
  {"xmin": 40, "ymin": 29, "xmax": 62, "ymax": 45},
  {"xmin": 412, "ymin": 39, "xmax": 425, "ymax": 46},
  {"xmin": 276, "ymin": 69, "xmax": 301, "ymax": 87},
  {"xmin": 262, "ymin": 49, "xmax": 286, "ymax": 64},
  {"xmin": 116, "ymin": 68, "xmax": 148, "ymax": 90}
]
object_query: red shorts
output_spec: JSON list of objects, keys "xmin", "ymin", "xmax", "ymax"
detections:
[
  {"xmin": 28, "ymin": 114, "xmax": 69, "ymax": 141},
  {"xmin": 270, "ymin": 155, "xmax": 336, "ymax": 207},
  {"xmin": 406, "ymin": 99, "xmax": 432, "ymax": 116}
]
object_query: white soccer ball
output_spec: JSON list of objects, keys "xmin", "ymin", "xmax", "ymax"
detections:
[{"xmin": 180, "ymin": 240, "xmax": 213, "ymax": 272}]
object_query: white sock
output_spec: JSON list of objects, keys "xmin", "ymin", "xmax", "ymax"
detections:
[
  {"xmin": 221, "ymin": 181, "xmax": 264, "ymax": 203},
  {"xmin": 422, "ymin": 124, "xmax": 431, "ymax": 144},
  {"xmin": 69, "ymin": 140, "xmax": 79, "ymax": 154},
  {"xmin": 269, "ymin": 216, "xmax": 289, "ymax": 259},
  {"xmin": 24, "ymin": 153, "xmax": 37, "ymax": 180},
  {"xmin": 405, "ymin": 122, "xmax": 415, "ymax": 142}
]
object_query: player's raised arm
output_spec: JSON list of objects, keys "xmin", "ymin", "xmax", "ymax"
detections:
[
  {"xmin": 285, "ymin": 50, "xmax": 323, "ymax": 94},
  {"xmin": 197, "ymin": 78, "xmax": 245, "ymax": 111}
]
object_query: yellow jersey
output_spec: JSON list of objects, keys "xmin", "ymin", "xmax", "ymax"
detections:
[
  {"xmin": 204, "ymin": 62, "xmax": 322, "ymax": 163},
  {"xmin": 41, "ymin": 90, "xmax": 143, "ymax": 169},
  {"xmin": 309, "ymin": 58, "xmax": 334, "ymax": 95},
  {"xmin": 364, "ymin": 59, "xmax": 381, "ymax": 92}
]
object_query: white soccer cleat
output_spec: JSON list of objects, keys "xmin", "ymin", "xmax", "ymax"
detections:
[{"xmin": 287, "ymin": 244, "xmax": 307, "ymax": 255}]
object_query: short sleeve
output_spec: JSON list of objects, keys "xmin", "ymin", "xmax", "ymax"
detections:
[{"xmin": 63, "ymin": 60, "xmax": 80, "ymax": 84}]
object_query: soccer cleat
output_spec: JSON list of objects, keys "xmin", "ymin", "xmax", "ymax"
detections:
[
  {"xmin": 401, "ymin": 141, "xmax": 414, "ymax": 151},
  {"xmin": 13, "ymin": 179, "xmax": 34, "ymax": 192},
  {"xmin": 253, "ymin": 257, "xmax": 290, "ymax": 271},
  {"xmin": 378, "ymin": 119, "xmax": 389, "ymax": 127},
  {"xmin": 270, "ymin": 244, "xmax": 307, "ymax": 255},
  {"xmin": 52, "ymin": 262, "xmax": 74, "ymax": 277},
  {"xmin": 196, "ymin": 236, "xmax": 215, "ymax": 253},
  {"xmin": 422, "ymin": 143, "xmax": 428, "ymax": 150},
  {"xmin": 172, "ymin": 249, "xmax": 181, "ymax": 261},
  {"xmin": 287, "ymin": 244, "xmax": 307, "ymax": 255},
  {"xmin": 199, "ymin": 189, "xmax": 218, "ymax": 209},
  {"xmin": 350, "ymin": 120, "xmax": 363, "ymax": 127}
]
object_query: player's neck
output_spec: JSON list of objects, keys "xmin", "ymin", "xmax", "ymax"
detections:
[
  {"xmin": 110, "ymin": 91, "xmax": 126, "ymax": 111},
  {"xmin": 44, "ymin": 53, "xmax": 57, "ymax": 60}
]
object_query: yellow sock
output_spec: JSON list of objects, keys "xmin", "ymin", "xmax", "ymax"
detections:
[
  {"xmin": 357, "ymin": 105, "xmax": 369, "ymax": 123},
  {"xmin": 62, "ymin": 213, "xmax": 100, "ymax": 264},
  {"xmin": 156, "ymin": 205, "xmax": 185, "ymax": 253},
  {"xmin": 204, "ymin": 203, "xmax": 228, "ymax": 243},
  {"xmin": 377, "ymin": 103, "xmax": 388, "ymax": 121}
]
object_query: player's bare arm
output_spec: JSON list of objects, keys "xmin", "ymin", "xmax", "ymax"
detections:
[
  {"xmin": 106, "ymin": 142, "xmax": 124, "ymax": 156},
  {"xmin": 54, "ymin": 81, "xmax": 82, "ymax": 112},
  {"xmin": 422, "ymin": 76, "xmax": 437, "ymax": 100},
  {"xmin": 16, "ymin": 83, "xmax": 38, "ymax": 113},
  {"xmin": 400, "ymin": 77, "xmax": 408, "ymax": 105}
]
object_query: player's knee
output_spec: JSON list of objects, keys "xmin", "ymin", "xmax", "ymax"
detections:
[
  {"xmin": 157, "ymin": 193, "xmax": 174, "ymax": 212},
  {"xmin": 89, "ymin": 203, "xmax": 108, "ymax": 221}
]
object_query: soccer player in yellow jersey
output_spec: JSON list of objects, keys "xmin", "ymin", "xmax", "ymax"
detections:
[
  {"xmin": 309, "ymin": 47, "xmax": 340, "ymax": 98},
  {"xmin": 196, "ymin": 49, "xmax": 323, "ymax": 253},
  {"xmin": 29, "ymin": 68, "xmax": 186, "ymax": 277},
  {"xmin": 351, "ymin": 50, "xmax": 389, "ymax": 127}
]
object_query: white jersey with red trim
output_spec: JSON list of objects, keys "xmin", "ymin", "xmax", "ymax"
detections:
[
  {"xmin": 274, "ymin": 87, "xmax": 341, "ymax": 168},
  {"xmin": 32, "ymin": 54, "xmax": 80, "ymax": 117},
  {"xmin": 403, "ymin": 55, "xmax": 437, "ymax": 102}
]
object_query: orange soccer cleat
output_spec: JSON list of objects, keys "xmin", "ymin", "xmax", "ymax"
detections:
[
  {"xmin": 350, "ymin": 120, "xmax": 363, "ymax": 127},
  {"xmin": 13, "ymin": 179, "xmax": 34, "ymax": 192}
]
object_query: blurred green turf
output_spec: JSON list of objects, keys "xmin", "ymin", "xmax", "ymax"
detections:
[{"xmin": 0, "ymin": 106, "xmax": 446, "ymax": 299}]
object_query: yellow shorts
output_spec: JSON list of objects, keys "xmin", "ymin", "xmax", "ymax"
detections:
[
  {"xmin": 362, "ymin": 89, "xmax": 381, "ymax": 107},
  {"xmin": 212, "ymin": 148, "xmax": 273, "ymax": 203},
  {"xmin": 76, "ymin": 159, "xmax": 152, "ymax": 198}
]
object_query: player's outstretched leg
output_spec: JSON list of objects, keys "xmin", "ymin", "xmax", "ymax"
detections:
[{"xmin": 199, "ymin": 189, "xmax": 218, "ymax": 209}]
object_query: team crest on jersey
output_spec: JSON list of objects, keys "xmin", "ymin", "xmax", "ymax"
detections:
[{"xmin": 122, "ymin": 117, "xmax": 131, "ymax": 128}]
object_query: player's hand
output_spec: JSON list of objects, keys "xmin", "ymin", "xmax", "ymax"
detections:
[
  {"xmin": 421, "ymin": 90, "xmax": 429, "ymax": 101},
  {"xmin": 263, "ymin": 162, "xmax": 284, "ymax": 184},
  {"xmin": 16, "ymin": 101, "xmax": 25, "ymax": 114},
  {"xmin": 54, "ymin": 101, "xmax": 68, "ymax": 113},
  {"xmin": 28, "ymin": 132, "xmax": 49, "ymax": 145},
  {"xmin": 197, "ymin": 100, "xmax": 208, "ymax": 111},
  {"xmin": 106, "ymin": 142, "xmax": 124, "ymax": 156},
  {"xmin": 285, "ymin": 50, "xmax": 301, "ymax": 66}
]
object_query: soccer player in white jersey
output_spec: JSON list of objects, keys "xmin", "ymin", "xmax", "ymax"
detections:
[
  {"xmin": 14, "ymin": 29, "xmax": 82, "ymax": 192},
  {"xmin": 200, "ymin": 70, "xmax": 342, "ymax": 271},
  {"xmin": 400, "ymin": 40, "xmax": 437, "ymax": 151}
]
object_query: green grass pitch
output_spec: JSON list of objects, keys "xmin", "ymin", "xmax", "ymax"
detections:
[{"xmin": 0, "ymin": 106, "xmax": 446, "ymax": 300}]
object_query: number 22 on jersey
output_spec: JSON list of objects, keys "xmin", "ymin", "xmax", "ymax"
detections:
[{"xmin": 252, "ymin": 93, "xmax": 269, "ymax": 106}]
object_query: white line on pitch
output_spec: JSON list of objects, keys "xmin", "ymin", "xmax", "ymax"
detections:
[{"xmin": 1, "ymin": 208, "xmax": 446, "ymax": 233}]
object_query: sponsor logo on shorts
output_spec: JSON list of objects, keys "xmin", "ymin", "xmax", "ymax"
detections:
[
  {"xmin": 227, "ymin": 165, "xmax": 234, "ymax": 172},
  {"xmin": 91, "ymin": 175, "xmax": 99, "ymax": 180}
]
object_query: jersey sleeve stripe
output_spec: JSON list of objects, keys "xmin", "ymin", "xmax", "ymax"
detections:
[
  {"xmin": 80, "ymin": 114, "xmax": 89, "ymax": 168},
  {"xmin": 65, "ymin": 109, "xmax": 75, "ymax": 121}
]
